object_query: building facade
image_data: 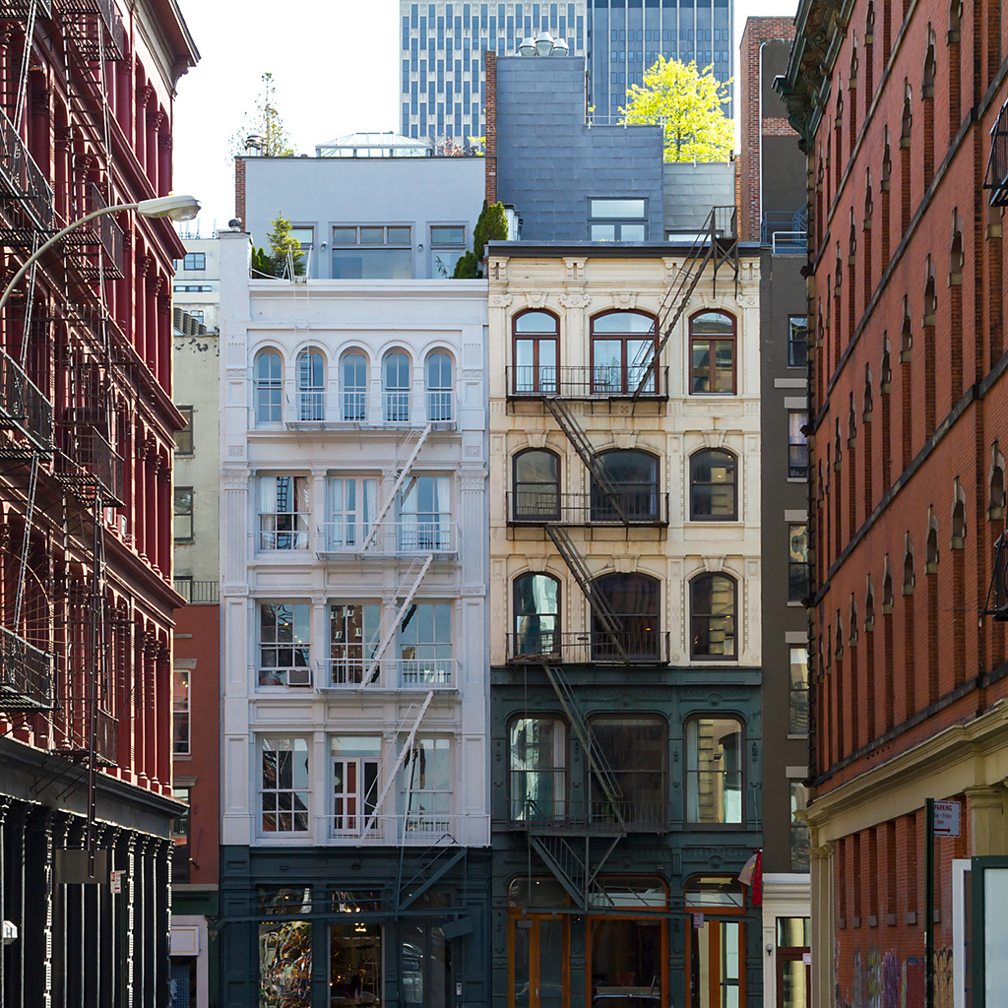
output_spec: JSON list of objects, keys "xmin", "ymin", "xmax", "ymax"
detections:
[
  {"xmin": 399, "ymin": 0, "xmax": 588, "ymax": 144},
  {"xmin": 0, "ymin": 1, "xmax": 197, "ymax": 1004},
  {"xmin": 779, "ymin": 2, "xmax": 1008, "ymax": 1006},
  {"xmin": 738, "ymin": 19, "xmax": 812, "ymax": 1008},
  {"xmin": 173, "ymin": 237, "xmax": 221, "ymax": 332},
  {"xmin": 171, "ymin": 300, "xmax": 222, "ymax": 1006},
  {"xmin": 485, "ymin": 238, "xmax": 765, "ymax": 1008},
  {"xmin": 215, "ymin": 229, "xmax": 492, "ymax": 1007}
]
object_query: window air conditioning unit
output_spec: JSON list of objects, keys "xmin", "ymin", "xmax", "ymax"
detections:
[{"xmin": 287, "ymin": 667, "xmax": 312, "ymax": 687}]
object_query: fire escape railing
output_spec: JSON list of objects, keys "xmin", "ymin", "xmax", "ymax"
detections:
[
  {"xmin": 0, "ymin": 345, "xmax": 54, "ymax": 457},
  {"xmin": 0, "ymin": 0, "xmax": 53, "ymax": 19},
  {"xmin": 506, "ymin": 365, "xmax": 669, "ymax": 400},
  {"xmin": 0, "ymin": 625, "xmax": 55, "ymax": 710},
  {"xmin": 507, "ymin": 491, "xmax": 669, "ymax": 527},
  {"xmin": 984, "ymin": 99, "xmax": 1008, "ymax": 207},
  {"xmin": 60, "ymin": 0, "xmax": 127, "ymax": 62},
  {"xmin": 506, "ymin": 630, "xmax": 669, "ymax": 665},
  {"xmin": 54, "ymin": 421, "xmax": 124, "ymax": 506},
  {"xmin": 65, "ymin": 182, "xmax": 125, "ymax": 279},
  {"xmin": 0, "ymin": 104, "xmax": 54, "ymax": 237}
]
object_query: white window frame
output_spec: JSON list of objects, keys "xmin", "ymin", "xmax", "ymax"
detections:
[
  {"xmin": 257, "ymin": 602, "xmax": 312, "ymax": 687},
  {"xmin": 259, "ymin": 736, "xmax": 310, "ymax": 835}
]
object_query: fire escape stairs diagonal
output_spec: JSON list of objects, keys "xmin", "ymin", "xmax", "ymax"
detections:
[{"xmin": 361, "ymin": 422, "xmax": 432, "ymax": 552}]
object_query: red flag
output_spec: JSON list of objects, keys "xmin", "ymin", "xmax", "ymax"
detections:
[{"xmin": 738, "ymin": 850, "xmax": 763, "ymax": 907}]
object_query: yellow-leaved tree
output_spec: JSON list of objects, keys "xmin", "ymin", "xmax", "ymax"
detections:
[{"xmin": 621, "ymin": 57, "xmax": 734, "ymax": 163}]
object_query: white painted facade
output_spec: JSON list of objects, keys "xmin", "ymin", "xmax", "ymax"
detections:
[{"xmin": 217, "ymin": 230, "xmax": 490, "ymax": 851}]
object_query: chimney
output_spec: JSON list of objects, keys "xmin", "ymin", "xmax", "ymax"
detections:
[{"xmin": 484, "ymin": 50, "xmax": 497, "ymax": 204}]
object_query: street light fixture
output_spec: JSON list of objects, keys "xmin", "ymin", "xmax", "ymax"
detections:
[
  {"xmin": 518, "ymin": 36, "xmax": 537, "ymax": 55},
  {"xmin": 517, "ymin": 31, "xmax": 570, "ymax": 57},
  {"xmin": 0, "ymin": 193, "xmax": 201, "ymax": 314}
]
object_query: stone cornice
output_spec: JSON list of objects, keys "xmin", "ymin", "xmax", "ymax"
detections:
[{"xmin": 776, "ymin": 0, "xmax": 857, "ymax": 151}]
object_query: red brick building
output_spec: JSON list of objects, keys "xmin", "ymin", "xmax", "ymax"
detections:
[
  {"xmin": 0, "ymin": 2, "xmax": 196, "ymax": 1004},
  {"xmin": 779, "ymin": 1, "xmax": 1008, "ymax": 1006}
]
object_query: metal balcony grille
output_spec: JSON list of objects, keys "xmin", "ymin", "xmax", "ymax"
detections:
[
  {"xmin": 0, "ymin": 626, "xmax": 54, "ymax": 710},
  {"xmin": 506, "ymin": 631, "xmax": 669, "ymax": 665},
  {"xmin": 507, "ymin": 365, "xmax": 668, "ymax": 401},
  {"xmin": 61, "ymin": 0, "xmax": 127, "ymax": 61},
  {"xmin": 53, "ymin": 702, "xmax": 118, "ymax": 765},
  {"xmin": 510, "ymin": 797, "xmax": 667, "ymax": 832},
  {"xmin": 984, "ymin": 100, "xmax": 1008, "ymax": 207},
  {"xmin": 507, "ymin": 491, "xmax": 669, "ymax": 526},
  {"xmin": 0, "ymin": 106, "xmax": 54, "ymax": 235},
  {"xmin": 66, "ymin": 185, "xmax": 125, "ymax": 279},
  {"xmin": 55, "ymin": 423, "xmax": 124, "ymax": 506},
  {"xmin": 173, "ymin": 579, "xmax": 219, "ymax": 604},
  {"xmin": 0, "ymin": 0, "xmax": 53, "ymax": 18},
  {"xmin": 0, "ymin": 346, "xmax": 53, "ymax": 458}
]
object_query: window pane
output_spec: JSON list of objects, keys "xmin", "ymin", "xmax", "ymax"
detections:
[
  {"xmin": 590, "ymin": 716, "xmax": 666, "ymax": 825},
  {"xmin": 260, "ymin": 921, "xmax": 312, "ymax": 1006},
  {"xmin": 592, "ymin": 312, "xmax": 655, "ymax": 334},
  {"xmin": 789, "ymin": 646, "xmax": 809, "ymax": 735},
  {"xmin": 332, "ymin": 226, "xmax": 358, "ymax": 245},
  {"xmin": 430, "ymin": 225, "xmax": 465, "ymax": 245},
  {"xmin": 790, "ymin": 782, "xmax": 810, "ymax": 869},
  {"xmin": 691, "ymin": 311, "xmax": 734, "ymax": 336},
  {"xmin": 591, "ymin": 223, "xmax": 617, "ymax": 241},
  {"xmin": 174, "ymin": 406, "xmax": 194, "ymax": 455},
  {"xmin": 590, "ymin": 572, "xmax": 660, "ymax": 659},
  {"xmin": 691, "ymin": 575, "xmax": 736, "ymax": 658},
  {"xmin": 387, "ymin": 226, "xmax": 412, "ymax": 245},
  {"xmin": 690, "ymin": 450, "xmax": 737, "ymax": 520},
  {"xmin": 514, "ymin": 311, "xmax": 558, "ymax": 334},
  {"xmin": 513, "ymin": 574, "xmax": 560, "ymax": 655},
  {"xmin": 332, "ymin": 248, "xmax": 413, "ymax": 279},
  {"xmin": 359, "ymin": 226, "xmax": 385, "ymax": 245},
  {"xmin": 590, "ymin": 198, "xmax": 647, "ymax": 218},
  {"xmin": 619, "ymin": 223, "xmax": 646, "ymax": 241},
  {"xmin": 686, "ymin": 718, "xmax": 742, "ymax": 823},
  {"xmin": 510, "ymin": 718, "xmax": 565, "ymax": 820},
  {"xmin": 788, "ymin": 315, "xmax": 808, "ymax": 368}
]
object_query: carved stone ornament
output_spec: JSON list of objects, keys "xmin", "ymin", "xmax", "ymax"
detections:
[
  {"xmin": 526, "ymin": 292, "xmax": 549, "ymax": 309},
  {"xmin": 558, "ymin": 293, "xmax": 591, "ymax": 309},
  {"xmin": 488, "ymin": 294, "xmax": 513, "ymax": 309}
]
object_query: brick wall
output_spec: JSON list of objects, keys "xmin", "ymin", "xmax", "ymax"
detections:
[
  {"xmin": 234, "ymin": 156, "xmax": 246, "ymax": 230},
  {"xmin": 485, "ymin": 50, "xmax": 497, "ymax": 204}
]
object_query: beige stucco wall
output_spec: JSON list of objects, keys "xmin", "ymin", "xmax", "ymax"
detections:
[{"xmin": 487, "ymin": 250, "xmax": 763, "ymax": 668}]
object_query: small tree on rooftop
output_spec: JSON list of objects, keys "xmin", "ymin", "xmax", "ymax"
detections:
[
  {"xmin": 229, "ymin": 71, "xmax": 295, "ymax": 159},
  {"xmin": 621, "ymin": 57, "xmax": 734, "ymax": 163},
  {"xmin": 473, "ymin": 201, "xmax": 508, "ymax": 260},
  {"xmin": 267, "ymin": 213, "xmax": 304, "ymax": 277}
]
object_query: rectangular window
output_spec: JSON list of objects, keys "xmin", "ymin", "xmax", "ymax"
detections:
[
  {"xmin": 326, "ymin": 476, "xmax": 377, "ymax": 549},
  {"xmin": 328, "ymin": 603, "xmax": 380, "ymax": 686},
  {"xmin": 791, "ymin": 781, "xmax": 810, "ymax": 870},
  {"xmin": 589, "ymin": 715, "xmax": 667, "ymax": 827},
  {"xmin": 331, "ymin": 735, "xmax": 381, "ymax": 834},
  {"xmin": 589, "ymin": 198, "xmax": 647, "ymax": 241},
  {"xmin": 173, "ymin": 667, "xmax": 190, "ymax": 755},
  {"xmin": 260, "ymin": 918, "xmax": 312, "ymax": 1004},
  {"xmin": 174, "ymin": 406, "xmax": 194, "ymax": 455},
  {"xmin": 430, "ymin": 224, "xmax": 467, "ymax": 278},
  {"xmin": 788, "ymin": 524, "xmax": 810, "ymax": 603},
  {"xmin": 789, "ymin": 645, "xmax": 809, "ymax": 735},
  {"xmin": 258, "ymin": 603, "xmax": 311, "ymax": 687},
  {"xmin": 260, "ymin": 737, "xmax": 310, "ymax": 832},
  {"xmin": 402, "ymin": 736, "xmax": 451, "ymax": 833},
  {"xmin": 398, "ymin": 601, "xmax": 453, "ymax": 686},
  {"xmin": 171, "ymin": 785, "xmax": 190, "ymax": 882},
  {"xmin": 788, "ymin": 315, "xmax": 808, "ymax": 368},
  {"xmin": 332, "ymin": 225, "xmax": 413, "ymax": 279},
  {"xmin": 788, "ymin": 410, "xmax": 809, "ymax": 478},
  {"xmin": 399, "ymin": 475, "xmax": 452, "ymax": 552},
  {"xmin": 289, "ymin": 225, "xmax": 314, "ymax": 249},
  {"xmin": 509, "ymin": 717, "xmax": 566, "ymax": 821},
  {"xmin": 686, "ymin": 717, "xmax": 743, "ymax": 824},
  {"xmin": 182, "ymin": 252, "xmax": 206, "ymax": 271},
  {"xmin": 258, "ymin": 475, "xmax": 310, "ymax": 551},
  {"xmin": 187, "ymin": 309, "xmax": 205, "ymax": 324},
  {"xmin": 173, "ymin": 487, "xmax": 194, "ymax": 543}
]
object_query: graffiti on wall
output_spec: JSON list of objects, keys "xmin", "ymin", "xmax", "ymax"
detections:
[{"xmin": 839, "ymin": 941, "xmax": 947, "ymax": 1008}]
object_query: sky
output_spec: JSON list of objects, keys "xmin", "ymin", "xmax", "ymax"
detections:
[{"xmin": 172, "ymin": 0, "xmax": 799, "ymax": 232}]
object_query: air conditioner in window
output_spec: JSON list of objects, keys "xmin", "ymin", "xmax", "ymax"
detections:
[{"xmin": 287, "ymin": 667, "xmax": 312, "ymax": 687}]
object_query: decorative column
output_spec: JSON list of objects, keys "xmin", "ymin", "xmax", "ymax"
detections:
[
  {"xmin": 966, "ymin": 785, "xmax": 1008, "ymax": 856},
  {"xmin": 156, "ymin": 284, "xmax": 171, "ymax": 392},
  {"xmin": 135, "ymin": 621, "xmax": 148, "ymax": 787},
  {"xmin": 155, "ymin": 636, "xmax": 170, "ymax": 791},
  {"xmin": 144, "ymin": 631, "xmax": 158, "ymax": 789},
  {"xmin": 809, "ymin": 841, "xmax": 834, "ymax": 1008}
]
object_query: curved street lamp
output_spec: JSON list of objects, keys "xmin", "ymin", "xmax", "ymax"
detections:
[{"xmin": 0, "ymin": 193, "xmax": 201, "ymax": 314}]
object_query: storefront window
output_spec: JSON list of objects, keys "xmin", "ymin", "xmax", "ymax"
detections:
[
  {"xmin": 400, "ymin": 923, "xmax": 451, "ymax": 1008},
  {"xmin": 684, "ymin": 877, "xmax": 745, "ymax": 1008},
  {"xmin": 259, "ymin": 896, "xmax": 312, "ymax": 1008},
  {"xmin": 330, "ymin": 922, "xmax": 381, "ymax": 1006}
]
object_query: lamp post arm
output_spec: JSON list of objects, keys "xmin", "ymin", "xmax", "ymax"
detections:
[{"xmin": 0, "ymin": 201, "xmax": 138, "ymax": 315}]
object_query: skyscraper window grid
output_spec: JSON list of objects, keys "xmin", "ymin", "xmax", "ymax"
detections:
[
  {"xmin": 588, "ymin": 0, "xmax": 733, "ymax": 122},
  {"xmin": 401, "ymin": 1, "xmax": 588, "ymax": 143}
]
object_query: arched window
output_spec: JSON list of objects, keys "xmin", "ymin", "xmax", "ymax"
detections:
[
  {"xmin": 383, "ymin": 351, "xmax": 410, "ymax": 422},
  {"xmin": 926, "ymin": 511, "xmax": 939, "ymax": 572},
  {"xmin": 341, "ymin": 351, "xmax": 367, "ymax": 422},
  {"xmin": 685, "ymin": 716, "xmax": 743, "ymax": 823},
  {"xmin": 690, "ymin": 449, "xmax": 738, "ymax": 521},
  {"xmin": 989, "ymin": 442, "xmax": 1005, "ymax": 521},
  {"xmin": 951, "ymin": 478, "xmax": 966, "ymax": 548},
  {"xmin": 512, "ymin": 310, "xmax": 558, "ymax": 395},
  {"xmin": 509, "ymin": 717, "xmax": 567, "ymax": 821},
  {"xmin": 903, "ymin": 536, "xmax": 916, "ymax": 594},
  {"xmin": 883, "ymin": 558, "xmax": 894, "ymax": 612},
  {"xmin": 690, "ymin": 573, "xmax": 737, "ymax": 659},
  {"xmin": 254, "ymin": 349, "xmax": 283, "ymax": 424},
  {"xmin": 296, "ymin": 347, "xmax": 325, "ymax": 421},
  {"xmin": 591, "ymin": 449, "xmax": 660, "ymax": 523},
  {"xmin": 425, "ymin": 351, "xmax": 453, "ymax": 422},
  {"xmin": 865, "ymin": 578, "xmax": 876, "ymax": 630},
  {"xmin": 590, "ymin": 311, "xmax": 657, "ymax": 395},
  {"xmin": 591, "ymin": 572, "xmax": 660, "ymax": 660},
  {"xmin": 512, "ymin": 573, "xmax": 560, "ymax": 658},
  {"xmin": 513, "ymin": 449, "xmax": 560, "ymax": 522},
  {"xmin": 589, "ymin": 714, "xmax": 667, "ymax": 826},
  {"xmin": 689, "ymin": 311, "xmax": 736, "ymax": 394}
]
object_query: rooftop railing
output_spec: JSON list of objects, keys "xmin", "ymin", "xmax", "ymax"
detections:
[
  {"xmin": 0, "ymin": 625, "xmax": 54, "ymax": 711},
  {"xmin": 761, "ymin": 209, "xmax": 808, "ymax": 253}
]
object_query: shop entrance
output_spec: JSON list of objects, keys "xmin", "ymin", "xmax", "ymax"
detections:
[
  {"xmin": 510, "ymin": 915, "xmax": 569, "ymax": 1008},
  {"xmin": 683, "ymin": 877, "xmax": 747, "ymax": 1008}
]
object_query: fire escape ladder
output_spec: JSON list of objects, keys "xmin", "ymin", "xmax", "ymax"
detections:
[
  {"xmin": 528, "ymin": 834, "xmax": 589, "ymax": 906},
  {"xmin": 543, "ymin": 397, "xmax": 627, "ymax": 524},
  {"xmin": 542, "ymin": 663, "xmax": 626, "ymax": 831},
  {"xmin": 544, "ymin": 525, "xmax": 627, "ymax": 661},
  {"xmin": 632, "ymin": 205, "xmax": 739, "ymax": 401},
  {"xmin": 361, "ymin": 690, "xmax": 434, "ymax": 837},
  {"xmin": 361, "ymin": 422, "xmax": 432, "ymax": 552},
  {"xmin": 397, "ymin": 845, "xmax": 466, "ymax": 913},
  {"xmin": 364, "ymin": 554, "xmax": 433, "ymax": 684},
  {"xmin": 84, "ymin": 496, "xmax": 105, "ymax": 869}
]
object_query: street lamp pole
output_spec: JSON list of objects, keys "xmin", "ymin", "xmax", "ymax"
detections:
[{"xmin": 0, "ymin": 193, "xmax": 201, "ymax": 314}]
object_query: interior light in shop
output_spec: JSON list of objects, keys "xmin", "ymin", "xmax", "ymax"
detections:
[{"xmin": 354, "ymin": 922, "xmax": 367, "ymax": 933}]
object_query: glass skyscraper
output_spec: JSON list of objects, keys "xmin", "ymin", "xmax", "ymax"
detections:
[
  {"xmin": 399, "ymin": 0, "xmax": 732, "ymax": 143},
  {"xmin": 589, "ymin": 0, "xmax": 733, "ymax": 120},
  {"xmin": 400, "ymin": 2, "xmax": 589, "ymax": 144}
]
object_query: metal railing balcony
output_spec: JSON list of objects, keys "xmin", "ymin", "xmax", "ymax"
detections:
[
  {"xmin": 55, "ymin": 423, "xmax": 125, "ymax": 505},
  {"xmin": 54, "ymin": 702, "xmax": 118, "ymax": 766},
  {"xmin": 280, "ymin": 390, "xmax": 457, "ymax": 428},
  {"xmin": 320, "ymin": 657, "xmax": 458, "ymax": 690},
  {"xmin": 507, "ymin": 365, "xmax": 668, "ymax": 401},
  {"xmin": 67, "ymin": 184, "xmax": 125, "ymax": 278},
  {"xmin": 327, "ymin": 813, "xmax": 484, "ymax": 845},
  {"xmin": 0, "ymin": 105, "xmax": 53, "ymax": 229},
  {"xmin": 318, "ymin": 520, "xmax": 457, "ymax": 557},
  {"xmin": 984, "ymin": 99, "xmax": 1008, "ymax": 207},
  {"xmin": 510, "ymin": 797, "xmax": 667, "ymax": 832},
  {"xmin": 507, "ymin": 630, "xmax": 669, "ymax": 665},
  {"xmin": 0, "ymin": 346, "xmax": 53, "ymax": 457},
  {"xmin": 761, "ymin": 208, "xmax": 808, "ymax": 250},
  {"xmin": 62, "ymin": 0, "xmax": 127, "ymax": 61},
  {"xmin": 508, "ymin": 491, "xmax": 669, "ymax": 527},
  {"xmin": 173, "ymin": 579, "xmax": 219, "ymax": 604},
  {"xmin": 0, "ymin": 626, "xmax": 54, "ymax": 710}
]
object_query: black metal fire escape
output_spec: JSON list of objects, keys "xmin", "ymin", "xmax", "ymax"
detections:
[{"xmin": 984, "ymin": 99, "xmax": 1008, "ymax": 207}]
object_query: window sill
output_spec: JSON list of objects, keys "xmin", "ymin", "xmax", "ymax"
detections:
[{"xmin": 787, "ymin": 734, "xmax": 810, "ymax": 741}]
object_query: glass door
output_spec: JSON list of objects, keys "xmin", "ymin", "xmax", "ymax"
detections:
[{"xmin": 510, "ymin": 916, "xmax": 568, "ymax": 1008}]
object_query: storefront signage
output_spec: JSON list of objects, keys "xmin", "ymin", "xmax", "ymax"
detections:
[{"xmin": 934, "ymin": 800, "xmax": 962, "ymax": 838}]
